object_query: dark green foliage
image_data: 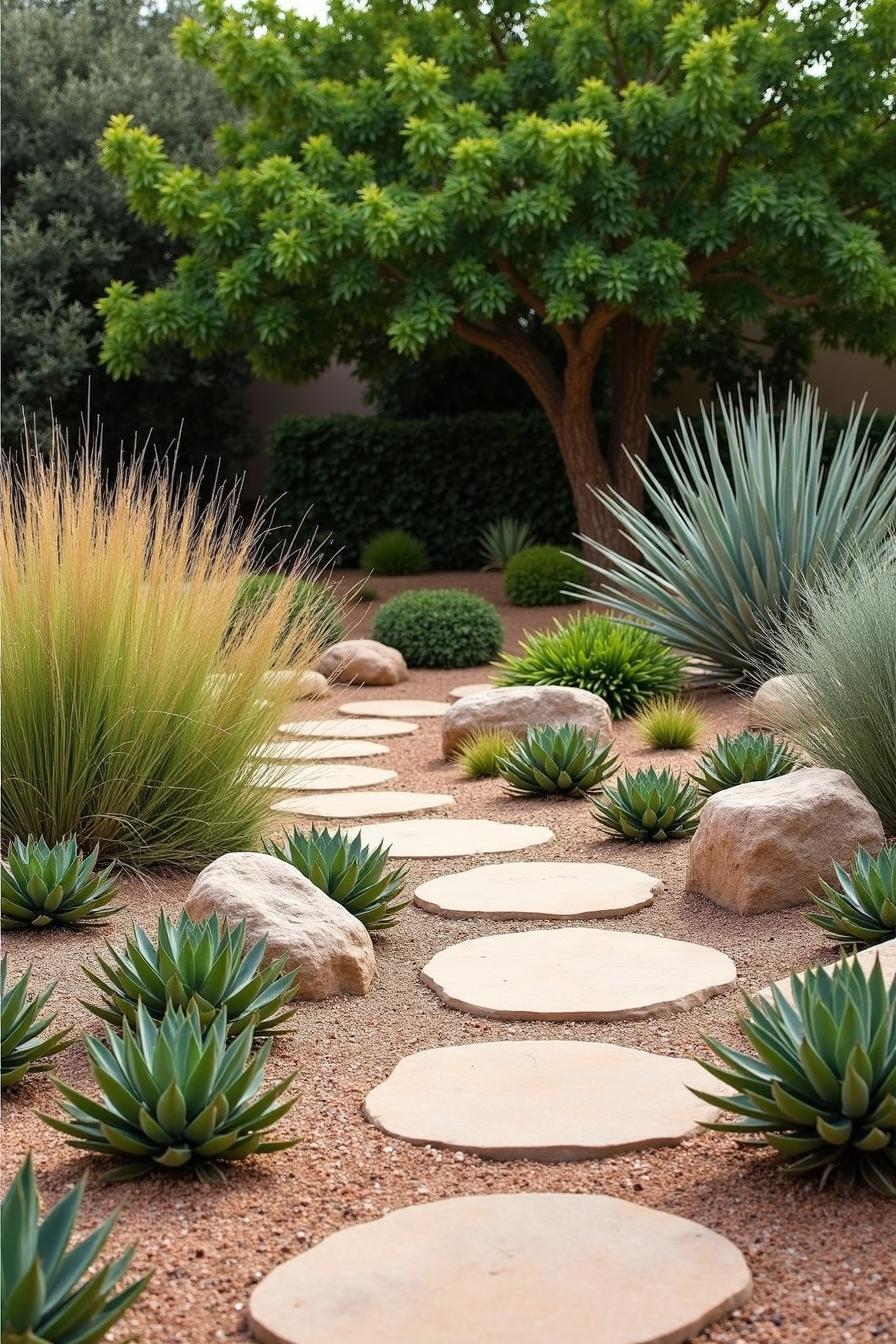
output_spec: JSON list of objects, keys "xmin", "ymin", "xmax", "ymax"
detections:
[
  {"xmin": 373, "ymin": 589, "xmax": 503, "ymax": 669},
  {"xmin": 360, "ymin": 530, "xmax": 428, "ymax": 576},
  {"xmin": 493, "ymin": 614, "xmax": 685, "ymax": 719},
  {"xmin": 695, "ymin": 956, "xmax": 896, "ymax": 1197},
  {"xmin": 233, "ymin": 574, "xmax": 346, "ymax": 648},
  {"xmin": 1, "ymin": 836, "xmax": 120, "ymax": 930},
  {"xmin": 497, "ymin": 725, "xmax": 619, "ymax": 798},
  {"xmin": 479, "ymin": 518, "xmax": 537, "ymax": 571},
  {"xmin": 592, "ymin": 767, "xmax": 702, "ymax": 841},
  {"xmin": 82, "ymin": 911, "xmax": 299, "ymax": 1035},
  {"xmin": 503, "ymin": 546, "xmax": 582, "ymax": 607},
  {"xmin": 1, "ymin": 1154, "xmax": 151, "ymax": 1342},
  {"xmin": 691, "ymin": 731, "xmax": 801, "ymax": 796},
  {"xmin": 265, "ymin": 826, "xmax": 409, "ymax": 931},
  {"xmin": 1, "ymin": 958, "xmax": 70, "ymax": 1090},
  {"xmin": 809, "ymin": 847, "xmax": 896, "ymax": 948}
]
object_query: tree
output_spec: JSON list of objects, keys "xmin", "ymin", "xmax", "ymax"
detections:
[
  {"xmin": 97, "ymin": 0, "xmax": 896, "ymax": 544},
  {"xmin": 1, "ymin": 0, "xmax": 252, "ymax": 469}
]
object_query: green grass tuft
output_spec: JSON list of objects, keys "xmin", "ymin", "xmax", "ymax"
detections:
[
  {"xmin": 455, "ymin": 729, "xmax": 516, "ymax": 779},
  {"xmin": 635, "ymin": 696, "xmax": 704, "ymax": 750}
]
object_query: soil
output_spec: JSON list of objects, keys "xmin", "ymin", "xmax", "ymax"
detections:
[{"xmin": 4, "ymin": 571, "xmax": 894, "ymax": 1344}]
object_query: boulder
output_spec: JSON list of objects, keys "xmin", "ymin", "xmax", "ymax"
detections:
[
  {"xmin": 686, "ymin": 768, "xmax": 884, "ymax": 915},
  {"xmin": 318, "ymin": 639, "xmax": 408, "ymax": 687},
  {"xmin": 185, "ymin": 852, "xmax": 376, "ymax": 999},
  {"xmin": 748, "ymin": 674, "xmax": 811, "ymax": 731},
  {"xmin": 442, "ymin": 685, "xmax": 612, "ymax": 758},
  {"xmin": 295, "ymin": 670, "xmax": 329, "ymax": 699}
]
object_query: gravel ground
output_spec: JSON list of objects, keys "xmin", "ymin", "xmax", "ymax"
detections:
[{"xmin": 4, "ymin": 572, "xmax": 894, "ymax": 1344}]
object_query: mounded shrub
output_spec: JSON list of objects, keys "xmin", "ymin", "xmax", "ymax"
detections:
[
  {"xmin": 360, "ymin": 530, "xmax": 428, "ymax": 576},
  {"xmin": 504, "ymin": 545, "xmax": 582, "ymax": 606},
  {"xmin": 373, "ymin": 589, "xmax": 503, "ymax": 668}
]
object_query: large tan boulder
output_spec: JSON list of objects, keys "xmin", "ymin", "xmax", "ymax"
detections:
[
  {"xmin": 185, "ymin": 852, "xmax": 376, "ymax": 999},
  {"xmin": 748, "ymin": 674, "xmax": 811, "ymax": 730},
  {"xmin": 318, "ymin": 639, "xmax": 408, "ymax": 686},
  {"xmin": 441, "ymin": 685, "xmax": 612, "ymax": 758},
  {"xmin": 686, "ymin": 768, "xmax": 884, "ymax": 915}
]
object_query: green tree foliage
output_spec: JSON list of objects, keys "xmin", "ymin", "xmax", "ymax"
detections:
[
  {"xmin": 97, "ymin": 0, "xmax": 896, "ymax": 540},
  {"xmin": 1, "ymin": 0, "xmax": 252, "ymax": 467}
]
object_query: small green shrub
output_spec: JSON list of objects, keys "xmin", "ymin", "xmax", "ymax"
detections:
[
  {"xmin": 479, "ymin": 518, "xmax": 536, "ymax": 571},
  {"xmin": 234, "ymin": 573, "xmax": 346, "ymax": 647},
  {"xmin": 357, "ymin": 584, "xmax": 379, "ymax": 603},
  {"xmin": 695, "ymin": 955, "xmax": 896, "ymax": 1197},
  {"xmin": 1, "ymin": 958, "xmax": 70, "ymax": 1090},
  {"xmin": 808, "ymin": 847, "xmax": 896, "ymax": 947},
  {"xmin": 455, "ymin": 729, "xmax": 515, "ymax": 778},
  {"xmin": 373, "ymin": 589, "xmax": 504, "ymax": 668},
  {"xmin": 1, "ymin": 836, "xmax": 120, "ymax": 930},
  {"xmin": 1, "ymin": 1155, "xmax": 151, "ymax": 1341},
  {"xmin": 503, "ymin": 545, "xmax": 581, "ymax": 606},
  {"xmin": 592, "ymin": 766, "xmax": 702, "ymax": 841},
  {"xmin": 493, "ymin": 614, "xmax": 685, "ymax": 718},
  {"xmin": 691, "ymin": 730, "xmax": 801, "ymax": 796},
  {"xmin": 498, "ymin": 724, "xmax": 619, "ymax": 797},
  {"xmin": 636, "ymin": 696, "xmax": 705, "ymax": 750},
  {"xmin": 265, "ymin": 826, "xmax": 409, "ymax": 930},
  {"xmin": 360, "ymin": 530, "xmax": 428, "ymax": 576}
]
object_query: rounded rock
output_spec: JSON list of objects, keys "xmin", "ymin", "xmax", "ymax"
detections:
[
  {"xmin": 318, "ymin": 639, "xmax": 408, "ymax": 687},
  {"xmin": 441, "ymin": 684, "xmax": 612, "ymax": 758}
]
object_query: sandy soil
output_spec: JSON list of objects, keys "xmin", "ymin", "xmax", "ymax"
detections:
[{"xmin": 3, "ymin": 573, "xmax": 894, "ymax": 1344}]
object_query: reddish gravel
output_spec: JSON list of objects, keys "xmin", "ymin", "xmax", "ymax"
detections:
[{"xmin": 4, "ymin": 573, "xmax": 894, "ymax": 1344}]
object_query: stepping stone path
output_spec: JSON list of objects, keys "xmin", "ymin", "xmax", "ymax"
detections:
[
  {"xmin": 757, "ymin": 938, "xmax": 896, "ymax": 1005},
  {"xmin": 415, "ymin": 861, "xmax": 660, "ymax": 920},
  {"xmin": 271, "ymin": 792, "xmax": 456, "ymax": 820},
  {"xmin": 422, "ymin": 928, "xmax": 736, "ymax": 1021},
  {"xmin": 363, "ymin": 1040, "xmax": 721, "ymax": 1161},
  {"xmin": 447, "ymin": 681, "xmax": 495, "ymax": 701},
  {"xmin": 279, "ymin": 717, "xmax": 418, "ymax": 737},
  {"xmin": 248, "ymin": 1193, "xmax": 752, "ymax": 1344},
  {"xmin": 253, "ymin": 739, "xmax": 389, "ymax": 761},
  {"xmin": 339, "ymin": 698, "xmax": 449, "ymax": 718},
  {"xmin": 344, "ymin": 818, "xmax": 554, "ymax": 858},
  {"xmin": 251, "ymin": 763, "xmax": 397, "ymax": 792}
]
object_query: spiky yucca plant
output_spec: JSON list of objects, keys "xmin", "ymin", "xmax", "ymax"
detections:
[
  {"xmin": 1, "ymin": 1154, "xmax": 151, "ymax": 1343},
  {"xmin": 592, "ymin": 766, "xmax": 702, "ymax": 840},
  {"xmin": 478, "ymin": 517, "xmax": 536, "ymax": 571},
  {"xmin": 497, "ymin": 724, "xmax": 619, "ymax": 798},
  {"xmin": 1, "ymin": 836, "xmax": 120, "ymax": 930},
  {"xmin": 455, "ymin": 728, "xmax": 515, "ymax": 779},
  {"xmin": 809, "ymin": 847, "xmax": 896, "ymax": 947},
  {"xmin": 264, "ymin": 826, "xmax": 409, "ymax": 930},
  {"xmin": 1, "ymin": 958, "xmax": 70, "ymax": 1090},
  {"xmin": 695, "ymin": 956, "xmax": 896, "ymax": 1196},
  {"xmin": 690, "ymin": 731, "xmax": 800, "ymax": 796},
  {"xmin": 82, "ymin": 912, "xmax": 299, "ymax": 1035},
  {"xmin": 42, "ymin": 1003, "xmax": 298, "ymax": 1182}
]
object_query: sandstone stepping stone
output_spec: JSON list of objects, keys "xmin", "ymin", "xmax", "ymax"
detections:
[
  {"xmin": 280, "ymin": 717, "xmax": 418, "ymax": 738},
  {"xmin": 344, "ymin": 819, "xmax": 554, "ymax": 859},
  {"xmin": 340, "ymin": 698, "xmax": 449, "ymax": 718},
  {"xmin": 447, "ymin": 681, "xmax": 495, "ymax": 701},
  {"xmin": 421, "ymin": 928, "xmax": 736, "ymax": 1021},
  {"xmin": 248, "ymin": 1193, "xmax": 752, "ymax": 1344},
  {"xmin": 364, "ymin": 1040, "xmax": 720, "ymax": 1160},
  {"xmin": 251, "ymin": 763, "xmax": 397, "ymax": 791},
  {"xmin": 271, "ymin": 791, "xmax": 456, "ymax": 820},
  {"xmin": 252, "ymin": 739, "xmax": 389, "ymax": 761},
  {"xmin": 756, "ymin": 939, "xmax": 896, "ymax": 1007},
  {"xmin": 415, "ymin": 861, "xmax": 660, "ymax": 920}
]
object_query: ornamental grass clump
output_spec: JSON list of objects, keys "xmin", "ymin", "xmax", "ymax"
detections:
[
  {"xmin": 690, "ymin": 731, "xmax": 801, "ymax": 796},
  {"xmin": 493, "ymin": 613, "xmax": 685, "ymax": 719},
  {"xmin": 497, "ymin": 724, "xmax": 619, "ymax": 798},
  {"xmin": 503, "ymin": 545, "xmax": 581, "ymax": 606},
  {"xmin": 695, "ymin": 955, "xmax": 896, "ymax": 1197},
  {"xmin": 635, "ymin": 697, "xmax": 704, "ymax": 750},
  {"xmin": 455, "ymin": 728, "xmax": 515, "ymax": 779},
  {"xmin": 373, "ymin": 588, "xmax": 503, "ymax": 668},
  {"xmin": 808, "ymin": 847, "xmax": 896, "ymax": 948},
  {"xmin": 265, "ymin": 826, "xmax": 409, "ymax": 930},
  {"xmin": 1, "ymin": 419, "xmax": 326, "ymax": 866},
  {"xmin": 592, "ymin": 766, "xmax": 702, "ymax": 841},
  {"xmin": 1, "ymin": 1154, "xmax": 151, "ymax": 1343},
  {"xmin": 1, "ymin": 836, "xmax": 120, "ymax": 930},
  {"xmin": 82, "ymin": 912, "xmax": 299, "ymax": 1035},
  {"xmin": 1, "ymin": 958, "xmax": 70, "ymax": 1090},
  {"xmin": 479, "ymin": 517, "xmax": 536, "ymax": 571}
]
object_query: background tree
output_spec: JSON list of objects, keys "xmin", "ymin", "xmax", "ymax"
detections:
[
  {"xmin": 97, "ymin": 0, "xmax": 895, "ymax": 543},
  {"xmin": 1, "ymin": 0, "xmax": 251, "ymax": 468}
]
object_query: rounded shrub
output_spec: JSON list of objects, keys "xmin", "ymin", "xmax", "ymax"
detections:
[
  {"xmin": 235, "ymin": 573, "xmax": 346, "ymax": 647},
  {"xmin": 360, "ymin": 530, "xmax": 428, "ymax": 576},
  {"xmin": 373, "ymin": 589, "xmax": 503, "ymax": 668},
  {"xmin": 503, "ymin": 545, "xmax": 582, "ymax": 606}
]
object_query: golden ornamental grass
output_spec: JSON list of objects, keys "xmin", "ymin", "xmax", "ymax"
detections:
[{"xmin": 1, "ymin": 423, "xmax": 328, "ymax": 867}]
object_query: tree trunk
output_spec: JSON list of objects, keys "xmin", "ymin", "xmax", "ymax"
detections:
[{"xmin": 607, "ymin": 315, "xmax": 665, "ymax": 517}]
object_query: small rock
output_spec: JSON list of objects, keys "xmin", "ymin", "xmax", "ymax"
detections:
[
  {"xmin": 441, "ymin": 684, "xmax": 612, "ymax": 758},
  {"xmin": 318, "ymin": 639, "xmax": 408, "ymax": 687},
  {"xmin": 748, "ymin": 674, "xmax": 812, "ymax": 731}
]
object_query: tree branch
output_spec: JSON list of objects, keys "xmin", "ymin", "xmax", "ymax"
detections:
[
  {"xmin": 451, "ymin": 312, "xmax": 565, "ymax": 421},
  {"xmin": 700, "ymin": 271, "xmax": 821, "ymax": 308}
]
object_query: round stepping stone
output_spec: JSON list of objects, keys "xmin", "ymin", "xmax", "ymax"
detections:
[
  {"xmin": 447, "ymin": 681, "xmax": 495, "ymax": 701},
  {"xmin": 248, "ymin": 1193, "xmax": 752, "ymax": 1344},
  {"xmin": 339, "ymin": 699, "xmax": 449, "ymax": 718},
  {"xmin": 251, "ymin": 763, "xmax": 397, "ymax": 792},
  {"xmin": 279, "ymin": 717, "xmax": 418, "ymax": 738},
  {"xmin": 415, "ymin": 861, "xmax": 660, "ymax": 920},
  {"xmin": 252, "ymin": 739, "xmax": 389, "ymax": 761},
  {"xmin": 271, "ymin": 791, "xmax": 456, "ymax": 819},
  {"xmin": 421, "ymin": 928, "xmax": 736, "ymax": 1021},
  {"xmin": 363, "ymin": 1040, "xmax": 721, "ymax": 1160},
  {"xmin": 344, "ymin": 819, "xmax": 554, "ymax": 858}
]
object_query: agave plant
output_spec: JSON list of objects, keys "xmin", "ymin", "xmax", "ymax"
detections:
[
  {"xmin": 479, "ymin": 517, "xmax": 536, "ymax": 571},
  {"xmin": 1, "ymin": 1154, "xmax": 151, "ymax": 1343},
  {"xmin": 574, "ymin": 384, "xmax": 896, "ymax": 679},
  {"xmin": 695, "ymin": 955, "xmax": 896, "ymax": 1196},
  {"xmin": 808, "ymin": 847, "xmax": 896, "ymax": 947},
  {"xmin": 1, "ymin": 836, "xmax": 120, "ymax": 930},
  {"xmin": 592, "ymin": 766, "xmax": 702, "ymax": 841},
  {"xmin": 264, "ymin": 826, "xmax": 409, "ymax": 930},
  {"xmin": 2, "ymin": 958, "xmax": 70, "ymax": 1090},
  {"xmin": 42, "ymin": 1002, "xmax": 298, "ymax": 1182},
  {"xmin": 497, "ymin": 724, "xmax": 619, "ymax": 798},
  {"xmin": 691, "ymin": 731, "xmax": 801, "ymax": 796},
  {"xmin": 82, "ymin": 912, "xmax": 299, "ymax": 1036}
]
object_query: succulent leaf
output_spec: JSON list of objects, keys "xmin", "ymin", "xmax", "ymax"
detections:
[
  {"xmin": 591, "ymin": 766, "xmax": 702, "ymax": 840},
  {"xmin": 690, "ymin": 730, "xmax": 800, "ymax": 796},
  {"xmin": 808, "ymin": 846, "xmax": 896, "ymax": 948},
  {"xmin": 497, "ymin": 723, "xmax": 619, "ymax": 797},
  {"xmin": 264, "ymin": 826, "xmax": 409, "ymax": 930},
  {"xmin": 1, "ymin": 836, "xmax": 120, "ymax": 930},
  {"xmin": 1, "ymin": 957, "xmax": 71, "ymax": 1090}
]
